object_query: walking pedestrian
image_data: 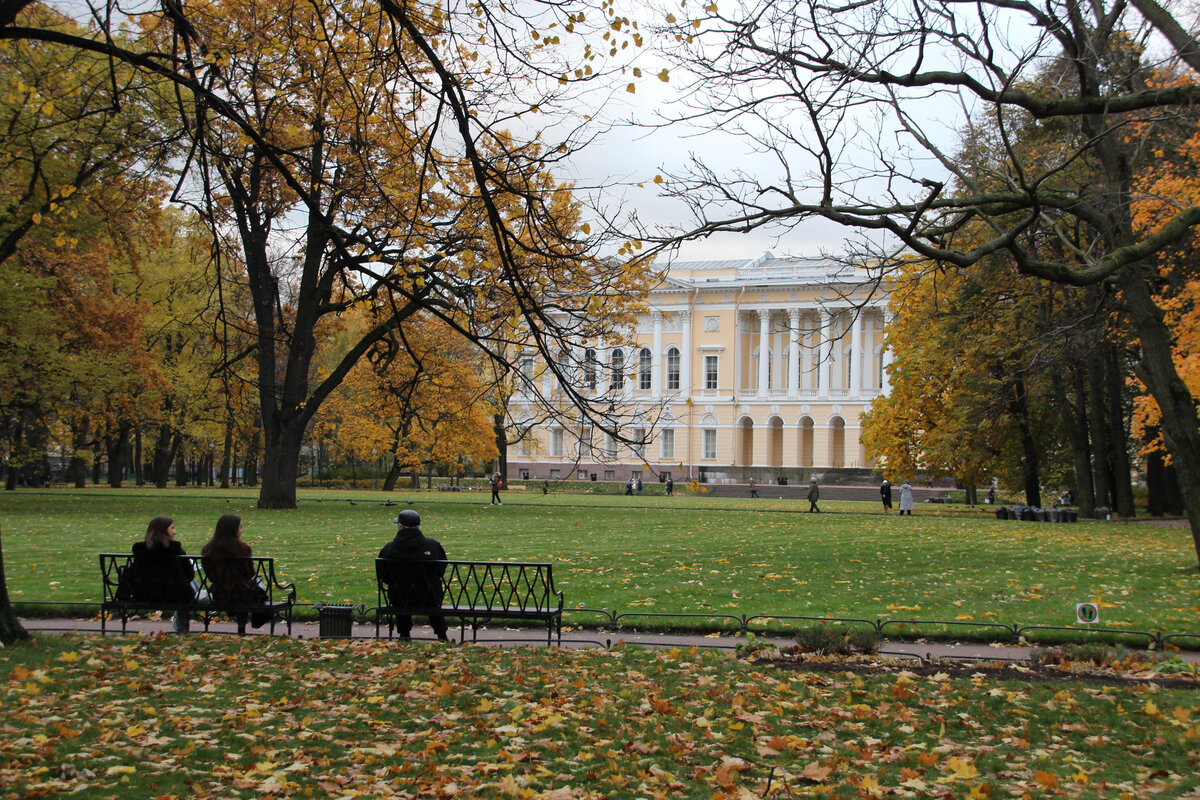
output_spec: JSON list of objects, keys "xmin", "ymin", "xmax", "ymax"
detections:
[{"xmin": 806, "ymin": 480, "xmax": 820, "ymax": 513}]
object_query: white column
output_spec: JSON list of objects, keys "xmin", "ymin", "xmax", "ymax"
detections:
[
  {"xmin": 757, "ymin": 309, "xmax": 770, "ymax": 399},
  {"xmin": 680, "ymin": 310, "xmax": 692, "ymax": 397},
  {"xmin": 788, "ymin": 308, "xmax": 801, "ymax": 397},
  {"xmin": 850, "ymin": 311, "xmax": 863, "ymax": 397},
  {"xmin": 820, "ymin": 310, "xmax": 834, "ymax": 396},
  {"xmin": 651, "ymin": 310, "xmax": 663, "ymax": 398}
]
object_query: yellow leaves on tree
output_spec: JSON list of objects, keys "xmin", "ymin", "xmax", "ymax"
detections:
[{"xmin": 318, "ymin": 312, "xmax": 499, "ymax": 479}]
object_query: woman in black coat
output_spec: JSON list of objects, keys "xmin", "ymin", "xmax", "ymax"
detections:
[{"xmin": 128, "ymin": 516, "xmax": 196, "ymax": 632}]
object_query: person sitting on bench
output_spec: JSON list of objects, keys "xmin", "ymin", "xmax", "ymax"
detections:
[
  {"xmin": 126, "ymin": 515, "xmax": 196, "ymax": 633},
  {"xmin": 377, "ymin": 509, "xmax": 449, "ymax": 641}
]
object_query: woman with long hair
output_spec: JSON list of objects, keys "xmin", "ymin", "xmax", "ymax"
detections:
[
  {"xmin": 128, "ymin": 515, "xmax": 196, "ymax": 632},
  {"xmin": 201, "ymin": 514, "xmax": 269, "ymax": 632}
]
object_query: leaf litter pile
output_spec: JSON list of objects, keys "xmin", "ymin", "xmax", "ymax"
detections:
[{"xmin": 2, "ymin": 635, "xmax": 1198, "ymax": 799}]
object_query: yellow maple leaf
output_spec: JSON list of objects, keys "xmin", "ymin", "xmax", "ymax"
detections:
[
  {"xmin": 946, "ymin": 757, "xmax": 978, "ymax": 780},
  {"xmin": 859, "ymin": 774, "xmax": 884, "ymax": 797}
]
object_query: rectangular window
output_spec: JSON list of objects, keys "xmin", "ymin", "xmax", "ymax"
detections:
[
  {"xmin": 584, "ymin": 349, "xmax": 598, "ymax": 389},
  {"xmin": 604, "ymin": 470, "xmax": 615, "ymax": 481},
  {"xmin": 660, "ymin": 429, "xmax": 675, "ymax": 460},
  {"xmin": 638, "ymin": 349, "xmax": 652, "ymax": 390},
  {"xmin": 704, "ymin": 355, "xmax": 719, "ymax": 390},
  {"xmin": 666, "ymin": 349, "xmax": 681, "ymax": 390},
  {"xmin": 550, "ymin": 429, "xmax": 564, "ymax": 458},
  {"xmin": 577, "ymin": 469, "xmax": 589, "ymax": 480},
  {"xmin": 632, "ymin": 427, "xmax": 646, "ymax": 460},
  {"xmin": 549, "ymin": 468, "xmax": 562, "ymax": 479},
  {"xmin": 518, "ymin": 433, "xmax": 531, "ymax": 457},
  {"xmin": 604, "ymin": 434, "xmax": 617, "ymax": 459},
  {"xmin": 703, "ymin": 429, "xmax": 717, "ymax": 459}
]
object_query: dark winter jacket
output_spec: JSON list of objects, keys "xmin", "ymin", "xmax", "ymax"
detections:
[
  {"xmin": 377, "ymin": 527, "xmax": 448, "ymax": 607},
  {"xmin": 201, "ymin": 539, "xmax": 266, "ymax": 604},
  {"xmin": 129, "ymin": 540, "xmax": 196, "ymax": 603}
]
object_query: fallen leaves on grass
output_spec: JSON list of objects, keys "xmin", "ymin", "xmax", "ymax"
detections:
[{"xmin": 0, "ymin": 635, "xmax": 1198, "ymax": 799}]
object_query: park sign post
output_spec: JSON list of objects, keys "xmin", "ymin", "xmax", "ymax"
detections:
[{"xmin": 1076, "ymin": 602, "xmax": 1099, "ymax": 625}]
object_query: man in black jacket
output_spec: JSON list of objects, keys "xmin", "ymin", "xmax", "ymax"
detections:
[{"xmin": 376, "ymin": 509, "xmax": 449, "ymax": 640}]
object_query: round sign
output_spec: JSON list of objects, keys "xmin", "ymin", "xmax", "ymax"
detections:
[{"xmin": 1076, "ymin": 602, "xmax": 1099, "ymax": 624}]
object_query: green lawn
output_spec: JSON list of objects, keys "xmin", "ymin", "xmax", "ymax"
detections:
[
  {"xmin": 2, "ymin": 634, "xmax": 1198, "ymax": 799},
  {"xmin": 3, "ymin": 488, "xmax": 1199, "ymax": 641}
]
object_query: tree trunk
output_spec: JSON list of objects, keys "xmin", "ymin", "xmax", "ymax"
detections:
[
  {"xmin": 1118, "ymin": 267, "xmax": 1200, "ymax": 565},
  {"xmin": 1087, "ymin": 360, "xmax": 1112, "ymax": 510},
  {"xmin": 383, "ymin": 456, "xmax": 403, "ymax": 491},
  {"xmin": 1147, "ymin": 445, "xmax": 1169, "ymax": 516},
  {"xmin": 106, "ymin": 423, "xmax": 131, "ymax": 489},
  {"xmin": 1007, "ymin": 380, "xmax": 1042, "ymax": 507},
  {"xmin": 134, "ymin": 427, "xmax": 144, "ymax": 486},
  {"xmin": 258, "ymin": 417, "xmax": 303, "ymax": 508},
  {"xmin": 4, "ymin": 421, "xmax": 21, "ymax": 491},
  {"xmin": 0, "ymin": 527, "xmax": 29, "ymax": 646},
  {"xmin": 1105, "ymin": 346, "xmax": 1136, "ymax": 518},
  {"xmin": 220, "ymin": 418, "xmax": 234, "ymax": 489},
  {"xmin": 244, "ymin": 425, "xmax": 260, "ymax": 487},
  {"xmin": 92, "ymin": 441, "xmax": 101, "ymax": 485},
  {"xmin": 151, "ymin": 423, "xmax": 174, "ymax": 488},
  {"xmin": 493, "ymin": 413, "xmax": 508, "ymax": 480},
  {"xmin": 1052, "ymin": 366, "xmax": 1096, "ymax": 517},
  {"xmin": 175, "ymin": 453, "xmax": 188, "ymax": 487}
]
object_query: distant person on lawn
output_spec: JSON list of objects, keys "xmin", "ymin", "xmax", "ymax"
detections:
[
  {"xmin": 127, "ymin": 515, "xmax": 196, "ymax": 633},
  {"xmin": 490, "ymin": 472, "xmax": 503, "ymax": 505},
  {"xmin": 880, "ymin": 480, "xmax": 893, "ymax": 513},
  {"xmin": 201, "ymin": 514, "xmax": 271, "ymax": 632},
  {"xmin": 807, "ymin": 480, "xmax": 820, "ymax": 513},
  {"xmin": 377, "ymin": 509, "xmax": 450, "ymax": 641},
  {"xmin": 898, "ymin": 481, "xmax": 915, "ymax": 516}
]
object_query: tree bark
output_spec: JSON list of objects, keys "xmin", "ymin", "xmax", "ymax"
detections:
[
  {"xmin": 0, "ymin": 526, "xmax": 29, "ymax": 646},
  {"xmin": 4, "ymin": 420, "xmax": 21, "ymax": 491},
  {"xmin": 106, "ymin": 423, "xmax": 131, "ymax": 489},
  {"xmin": 1118, "ymin": 266, "xmax": 1200, "ymax": 563},
  {"xmin": 219, "ymin": 417, "xmax": 234, "ymax": 488},
  {"xmin": 1052, "ymin": 367, "xmax": 1096, "ymax": 516},
  {"xmin": 1008, "ymin": 380, "xmax": 1042, "ymax": 507},
  {"xmin": 134, "ymin": 427, "xmax": 144, "ymax": 486},
  {"xmin": 1087, "ymin": 360, "xmax": 1112, "ymax": 510},
  {"xmin": 493, "ymin": 413, "xmax": 508, "ymax": 480},
  {"xmin": 1105, "ymin": 346, "xmax": 1136, "ymax": 518}
]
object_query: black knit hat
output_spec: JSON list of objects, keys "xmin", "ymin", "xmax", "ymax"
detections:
[{"xmin": 397, "ymin": 509, "xmax": 421, "ymax": 528}]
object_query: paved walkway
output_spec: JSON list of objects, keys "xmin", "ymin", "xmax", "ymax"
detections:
[{"xmin": 21, "ymin": 616, "xmax": 1049, "ymax": 663}]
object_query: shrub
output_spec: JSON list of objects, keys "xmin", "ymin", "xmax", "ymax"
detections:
[{"xmin": 793, "ymin": 624, "xmax": 880, "ymax": 655}]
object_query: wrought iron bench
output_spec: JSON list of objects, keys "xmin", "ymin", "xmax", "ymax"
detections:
[
  {"xmin": 374, "ymin": 559, "xmax": 564, "ymax": 645},
  {"xmin": 99, "ymin": 553, "xmax": 296, "ymax": 635}
]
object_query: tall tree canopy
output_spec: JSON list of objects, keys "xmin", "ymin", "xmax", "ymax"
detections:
[{"xmin": 3, "ymin": 0, "xmax": 657, "ymax": 509}]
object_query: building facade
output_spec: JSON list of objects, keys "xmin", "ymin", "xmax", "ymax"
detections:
[{"xmin": 506, "ymin": 253, "xmax": 890, "ymax": 485}]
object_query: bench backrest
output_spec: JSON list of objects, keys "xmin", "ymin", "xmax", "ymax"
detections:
[
  {"xmin": 375, "ymin": 559, "xmax": 563, "ymax": 613},
  {"xmin": 100, "ymin": 553, "xmax": 295, "ymax": 605}
]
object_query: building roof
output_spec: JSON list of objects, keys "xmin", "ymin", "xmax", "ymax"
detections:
[{"xmin": 654, "ymin": 252, "xmax": 871, "ymax": 291}]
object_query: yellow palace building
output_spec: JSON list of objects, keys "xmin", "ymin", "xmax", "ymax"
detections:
[{"xmin": 506, "ymin": 253, "xmax": 890, "ymax": 486}]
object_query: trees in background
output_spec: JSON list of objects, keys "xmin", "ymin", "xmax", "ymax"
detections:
[{"xmin": 649, "ymin": 0, "xmax": 1200, "ymax": 563}]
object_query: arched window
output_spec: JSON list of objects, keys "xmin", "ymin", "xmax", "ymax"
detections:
[
  {"xmin": 638, "ymin": 347, "xmax": 652, "ymax": 390},
  {"xmin": 665, "ymin": 347, "xmax": 681, "ymax": 391},
  {"xmin": 610, "ymin": 348, "xmax": 625, "ymax": 390}
]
